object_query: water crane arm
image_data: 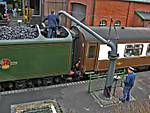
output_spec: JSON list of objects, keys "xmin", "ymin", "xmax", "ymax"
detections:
[{"xmin": 58, "ymin": 11, "xmax": 108, "ymax": 44}]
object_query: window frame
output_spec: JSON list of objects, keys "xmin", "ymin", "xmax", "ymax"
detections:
[
  {"xmin": 146, "ymin": 44, "xmax": 150, "ymax": 56},
  {"xmin": 29, "ymin": 0, "xmax": 41, "ymax": 16},
  {"xmin": 124, "ymin": 44, "xmax": 143, "ymax": 57},
  {"xmin": 99, "ymin": 19, "xmax": 107, "ymax": 27},
  {"xmin": 88, "ymin": 45, "xmax": 96, "ymax": 58},
  {"xmin": 114, "ymin": 20, "xmax": 121, "ymax": 27}
]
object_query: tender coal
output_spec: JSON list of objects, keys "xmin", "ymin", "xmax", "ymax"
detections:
[{"xmin": 0, "ymin": 26, "xmax": 39, "ymax": 40}]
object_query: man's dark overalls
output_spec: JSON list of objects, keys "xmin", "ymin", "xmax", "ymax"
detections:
[
  {"xmin": 43, "ymin": 11, "xmax": 59, "ymax": 38},
  {"xmin": 119, "ymin": 70, "xmax": 136, "ymax": 102}
]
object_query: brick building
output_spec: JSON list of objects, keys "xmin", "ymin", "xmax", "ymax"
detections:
[
  {"xmin": 68, "ymin": 0, "xmax": 150, "ymax": 27},
  {"xmin": 22, "ymin": 0, "xmax": 67, "ymax": 25}
]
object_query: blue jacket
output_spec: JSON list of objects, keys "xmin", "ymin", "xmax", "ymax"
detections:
[
  {"xmin": 124, "ymin": 73, "xmax": 136, "ymax": 88},
  {"xmin": 43, "ymin": 13, "xmax": 59, "ymax": 28}
]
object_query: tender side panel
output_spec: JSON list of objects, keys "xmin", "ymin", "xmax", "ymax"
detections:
[{"xmin": 0, "ymin": 43, "xmax": 72, "ymax": 82}]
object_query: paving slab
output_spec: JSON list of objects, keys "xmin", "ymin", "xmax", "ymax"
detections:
[{"xmin": 91, "ymin": 87, "xmax": 136, "ymax": 108}]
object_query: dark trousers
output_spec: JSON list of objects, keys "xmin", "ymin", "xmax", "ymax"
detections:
[
  {"xmin": 48, "ymin": 27, "xmax": 56, "ymax": 38},
  {"xmin": 120, "ymin": 86, "xmax": 132, "ymax": 102}
]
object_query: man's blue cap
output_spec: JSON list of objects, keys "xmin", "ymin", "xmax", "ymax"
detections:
[{"xmin": 128, "ymin": 66, "xmax": 135, "ymax": 72}]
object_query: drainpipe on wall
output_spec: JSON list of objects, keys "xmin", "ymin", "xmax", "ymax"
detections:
[
  {"xmin": 41, "ymin": 0, "xmax": 44, "ymax": 20},
  {"xmin": 143, "ymin": 20, "xmax": 145, "ymax": 27},
  {"xmin": 22, "ymin": 0, "xmax": 24, "ymax": 15},
  {"xmin": 92, "ymin": 0, "xmax": 96, "ymax": 26},
  {"xmin": 126, "ymin": 2, "xmax": 131, "ymax": 26}
]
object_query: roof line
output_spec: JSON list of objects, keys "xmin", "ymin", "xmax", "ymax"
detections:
[{"xmin": 135, "ymin": 11, "xmax": 150, "ymax": 21}]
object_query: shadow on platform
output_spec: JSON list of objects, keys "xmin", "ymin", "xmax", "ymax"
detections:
[{"xmin": 91, "ymin": 87, "xmax": 135, "ymax": 108}]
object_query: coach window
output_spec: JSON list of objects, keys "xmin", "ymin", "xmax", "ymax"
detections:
[
  {"xmin": 124, "ymin": 44, "xmax": 143, "ymax": 57},
  {"xmin": 88, "ymin": 46, "xmax": 96, "ymax": 58},
  {"xmin": 133, "ymin": 44, "xmax": 143, "ymax": 56},
  {"xmin": 124, "ymin": 45, "xmax": 134, "ymax": 57},
  {"xmin": 146, "ymin": 44, "xmax": 150, "ymax": 56},
  {"xmin": 99, "ymin": 20, "xmax": 107, "ymax": 26}
]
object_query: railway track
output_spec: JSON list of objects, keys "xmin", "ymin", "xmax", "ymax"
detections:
[
  {"xmin": 0, "ymin": 80, "xmax": 88, "ymax": 95},
  {"xmin": 0, "ymin": 70, "xmax": 148, "ymax": 93}
]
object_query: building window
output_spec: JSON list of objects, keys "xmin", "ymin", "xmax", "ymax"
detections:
[
  {"xmin": 147, "ymin": 22, "xmax": 150, "ymax": 27},
  {"xmin": 146, "ymin": 44, "xmax": 150, "ymax": 56},
  {"xmin": 88, "ymin": 46, "xmax": 96, "ymax": 58},
  {"xmin": 124, "ymin": 44, "xmax": 143, "ymax": 57},
  {"xmin": 29, "ymin": 0, "xmax": 41, "ymax": 15},
  {"xmin": 99, "ymin": 20, "xmax": 107, "ymax": 26},
  {"xmin": 114, "ymin": 20, "xmax": 121, "ymax": 26}
]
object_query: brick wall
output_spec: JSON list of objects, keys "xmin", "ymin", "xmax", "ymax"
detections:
[
  {"xmin": 67, "ymin": 0, "xmax": 150, "ymax": 27},
  {"xmin": 133, "ymin": 14, "xmax": 143, "ymax": 27},
  {"xmin": 127, "ymin": 2, "xmax": 150, "ymax": 27},
  {"xmin": 68, "ymin": 0, "xmax": 94, "ymax": 25},
  {"xmin": 132, "ymin": 15, "xmax": 150, "ymax": 27},
  {"xmin": 94, "ymin": 0, "xmax": 129, "ymax": 26},
  {"xmin": 44, "ymin": 0, "xmax": 67, "ymax": 16}
]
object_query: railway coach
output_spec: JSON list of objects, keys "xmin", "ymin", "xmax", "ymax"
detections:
[{"xmin": 71, "ymin": 26, "xmax": 150, "ymax": 74}]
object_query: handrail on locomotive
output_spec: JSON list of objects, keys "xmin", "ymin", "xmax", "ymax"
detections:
[{"xmin": 58, "ymin": 10, "xmax": 118, "ymax": 98}]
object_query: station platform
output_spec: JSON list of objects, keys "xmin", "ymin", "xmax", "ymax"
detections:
[{"xmin": 0, "ymin": 71, "xmax": 150, "ymax": 113}]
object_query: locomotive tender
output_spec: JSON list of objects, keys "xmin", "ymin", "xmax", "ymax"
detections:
[
  {"xmin": 0, "ymin": 24, "xmax": 150, "ymax": 91},
  {"xmin": 0, "ymin": 25, "xmax": 72, "ymax": 90}
]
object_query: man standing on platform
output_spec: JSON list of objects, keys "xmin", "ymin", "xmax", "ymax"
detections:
[{"xmin": 119, "ymin": 66, "xmax": 136, "ymax": 103}]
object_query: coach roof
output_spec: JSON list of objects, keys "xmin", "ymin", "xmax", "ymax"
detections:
[{"xmin": 78, "ymin": 27, "xmax": 150, "ymax": 42}]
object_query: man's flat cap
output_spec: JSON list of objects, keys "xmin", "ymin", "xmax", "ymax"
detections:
[{"xmin": 128, "ymin": 66, "xmax": 135, "ymax": 72}]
